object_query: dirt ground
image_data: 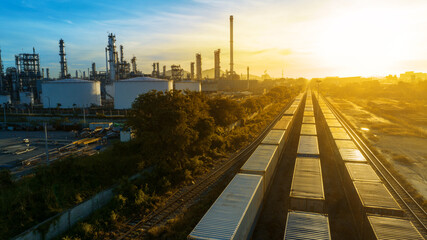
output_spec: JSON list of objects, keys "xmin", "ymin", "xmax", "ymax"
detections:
[{"xmin": 328, "ymin": 97, "xmax": 427, "ymax": 199}]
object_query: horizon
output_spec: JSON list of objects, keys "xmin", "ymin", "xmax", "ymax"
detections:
[{"xmin": 1, "ymin": 0, "xmax": 426, "ymax": 79}]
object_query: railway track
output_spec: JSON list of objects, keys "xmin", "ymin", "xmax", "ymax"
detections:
[
  {"xmin": 323, "ymin": 95, "xmax": 427, "ymax": 237},
  {"xmin": 114, "ymin": 98, "xmax": 296, "ymax": 240}
]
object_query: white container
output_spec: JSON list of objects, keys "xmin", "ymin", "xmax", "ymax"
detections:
[
  {"xmin": 114, "ymin": 77, "xmax": 173, "ymax": 109},
  {"xmin": 174, "ymin": 81, "xmax": 201, "ymax": 92},
  {"xmin": 364, "ymin": 215, "xmax": 424, "ymax": 240},
  {"xmin": 42, "ymin": 79, "xmax": 101, "ymax": 108},
  {"xmin": 0, "ymin": 95, "xmax": 11, "ymax": 104},
  {"xmin": 261, "ymin": 129, "xmax": 286, "ymax": 154},
  {"xmin": 297, "ymin": 135, "xmax": 319, "ymax": 157},
  {"xmin": 273, "ymin": 116, "xmax": 292, "ymax": 130},
  {"xmin": 284, "ymin": 211, "xmax": 331, "ymax": 240},
  {"xmin": 345, "ymin": 163, "xmax": 381, "ymax": 182},
  {"xmin": 290, "ymin": 157, "xmax": 325, "ymax": 213},
  {"xmin": 300, "ymin": 124, "xmax": 317, "ymax": 136},
  {"xmin": 353, "ymin": 181, "xmax": 403, "ymax": 217},
  {"xmin": 240, "ymin": 144, "xmax": 279, "ymax": 193},
  {"xmin": 188, "ymin": 173, "xmax": 264, "ymax": 240},
  {"xmin": 19, "ymin": 92, "xmax": 34, "ymax": 105},
  {"xmin": 339, "ymin": 149, "xmax": 366, "ymax": 162}
]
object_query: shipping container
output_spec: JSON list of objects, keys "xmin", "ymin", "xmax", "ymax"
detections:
[
  {"xmin": 304, "ymin": 111, "xmax": 315, "ymax": 117},
  {"xmin": 335, "ymin": 139, "xmax": 357, "ymax": 149},
  {"xmin": 353, "ymin": 181, "xmax": 404, "ymax": 217},
  {"xmin": 284, "ymin": 211, "xmax": 331, "ymax": 240},
  {"xmin": 323, "ymin": 114, "xmax": 336, "ymax": 119},
  {"xmin": 329, "ymin": 127, "xmax": 347, "ymax": 133},
  {"xmin": 188, "ymin": 174, "xmax": 264, "ymax": 240},
  {"xmin": 300, "ymin": 124, "xmax": 317, "ymax": 136},
  {"xmin": 331, "ymin": 132, "xmax": 351, "ymax": 140},
  {"xmin": 364, "ymin": 215, "xmax": 424, "ymax": 240},
  {"xmin": 273, "ymin": 116, "xmax": 292, "ymax": 130},
  {"xmin": 303, "ymin": 116, "xmax": 315, "ymax": 124},
  {"xmin": 262, "ymin": 129, "xmax": 286, "ymax": 153},
  {"xmin": 240, "ymin": 144, "xmax": 279, "ymax": 193},
  {"xmin": 297, "ymin": 135, "xmax": 319, "ymax": 157},
  {"xmin": 284, "ymin": 107, "xmax": 297, "ymax": 116},
  {"xmin": 290, "ymin": 157, "xmax": 325, "ymax": 213},
  {"xmin": 326, "ymin": 119, "xmax": 342, "ymax": 127},
  {"xmin": 345, "ymin": 163, "xmax": 381, "ymax": 182},
  {"xmin": 339, "ymin": 148, "xmax": 366, "ymax": 162}
]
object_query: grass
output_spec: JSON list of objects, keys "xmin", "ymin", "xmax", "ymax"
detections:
[{"xmin": 392, "ymin": 154, "xmax": 416, "ymax": 166}]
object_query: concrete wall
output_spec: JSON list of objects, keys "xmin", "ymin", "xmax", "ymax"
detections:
[{"xmin": 13, "ymin": 188, "xmax": 113, "ymax": 240}]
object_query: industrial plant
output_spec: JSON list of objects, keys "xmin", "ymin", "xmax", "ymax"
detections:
[{"xmin": 0, "ymin": 15, "xmax": 273, "ymax": 110}]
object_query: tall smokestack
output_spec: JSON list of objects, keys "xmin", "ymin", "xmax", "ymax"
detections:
[
  {"xmin": 46, "ymin": 68, "xmax": 50, "ymax": 79},
  {"xmin": 156, "ymin": 62, "xmax": 160, "ymax": 77},
  {"xmin": 230, "ymin": 15, "xmax": 234, "ymax": 80},
  {"xmin": 190, "ymin": 62, "xmax": 195, "ymax": 80},
  {"xmin": 196, "ymin": 53, "xmax": 202, "ymax": 81},
  {"xmin": 163, "ymin": 65, "xmax": 166, "ymax": 77},
  {"xmin": 92, "ymin": 62, "xmax": 96, "ymax": 80},
  {"xmin": 59, "ymin": 39, "xmax": 68, "ymax": 79},
  {"xmin": 108, "ymin": 33, "xmax": 117, "ymax": 81},
  {"xmin": 214, "ymin": 49, "xmax": 220, "ymax": 80},
  {"xmin": 120, "ymin": 45, "xmax": 124, "ymax": 63}
]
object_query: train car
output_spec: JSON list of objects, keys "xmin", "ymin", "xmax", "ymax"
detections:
[
  {"xmin": 345, "ymin": 163, "xmax": 381, "ymax": 182},
  {"xmin": 240, "ymin": 144, "xmax": 279, "ymax": 194},
  {"xmin": 363, "ymin": 215, "xmax": 424, "ymax": 240},
  {"xmin": 297, "ymin": 135, "xmax": 319, "ymax": 157},
  {"xmin": 284, "ymin": 211, "xmax": 331, "ymax": 240},
  {"xmin": 188, "ymin": 174, "xmax": 264, "ymax": 240},
  {"xmin": 338, "ymin": 148, "xmax": 367, "ymax": 162},
  {"xmin": 302, "ymin": 116, "xmax": 315, "ymax": 124},
  {"xmin": 261, "ymin": 129, "xmax": 286, "ymax": 154},
  {"xmin": 330, "ymin": 127, "xmax": 351, "ymax": 140},
  {"xmin": 335, "ymin": 139, "xmax": 357, "ymax": 149},
  {"xmin": 284, "ymin": 107, "xmax": 297, "ymax": 116},
  {"xmin": 289, "ymin": 157, "xmax": 325, "ymax": 213},
  {"xmin": 273, "ymin": 116, "xmax": 292, "ymax": 130},
  {"xmin": 325, "ymin": 119, "xmax": 342, "ymax": 127},
  {"xmin": 303, "ymin": 111, "xmax": 315, "ymax": 117},
  {"xmin": 352, "ymin": 181, "xmax": 404, "ymax": 217},
  {"xmin": 300, "ymin": 124, "xmax": 317, "ymax": 136},
  {"xmin": 323, "ymin": 113, "xmax": 336, "ymax": 119}
]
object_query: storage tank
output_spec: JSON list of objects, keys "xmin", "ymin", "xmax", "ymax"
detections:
[
  {"xmin": 114, "ymin": 77, "xmax": 173, "ymax": 109},
  {"xmin": 41, "ymin": 79, "xmax": 101, "ymax": 108},
  {"xmin": 174, "ymin": 81, "xmax": 201, "ymax": 92},
  {"xmin": 19, "ymin": 92, "xmax": 34, "ymax": 105},
  {"xmin": 0, "ymin": 95, "xmax": 11, "ymax": 104}
]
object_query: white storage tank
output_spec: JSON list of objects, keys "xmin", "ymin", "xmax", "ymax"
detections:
[
  {"xmin": 19, "ymin": 92, "xmax": 34, "ymax": 105},
  {"xmin": 114, "ymin": 77, "xmax": 173, "ymax": 109},
  {"xmin": 41, "ymin": 79, "xmax": 101, "ymax": 108},
  {"xmin": 174, "ymin": 81, "xmax": 201, "ymax": 92},
  {"xmin": 0, "ymin": 95, "xmax": 11, "ymax": 105}
]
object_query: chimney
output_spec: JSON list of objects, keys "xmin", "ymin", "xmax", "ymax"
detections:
[
  {"xmin": 196, "ymin": 53, "xmax": 202, "ymax": 81},
  {"xmin": 190, "ymin": 62, "xmax": 195, "ymax": 80},
  {"xmin": 59, "ymin": 39, "xmax": 68, "ymax": 79},
  {"xmin": 230, "ymin": 15, "xmax": 234, "ymax": 80},
  {"xmin": 214, "ymin": 49, "xmax": 220, "ymax": 80}
]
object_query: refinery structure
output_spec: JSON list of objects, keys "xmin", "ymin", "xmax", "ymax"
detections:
[{"xmin": 0, "ymin": 15, "xmax": 262, "ymax": 110}]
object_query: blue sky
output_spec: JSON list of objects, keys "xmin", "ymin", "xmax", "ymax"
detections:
[{"xmin": 1, "ymin": 0, "xmax": 427, "ymax": 78}]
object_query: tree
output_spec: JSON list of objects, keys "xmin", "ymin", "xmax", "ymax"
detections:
[{"xmin": 127, "ymin": 90, "xmax": 215, "ymax": 185}]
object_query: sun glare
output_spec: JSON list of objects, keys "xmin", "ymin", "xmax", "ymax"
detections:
[{"xmin": 317, "ymin": 7, "xmax": 411, "ymax": 75}]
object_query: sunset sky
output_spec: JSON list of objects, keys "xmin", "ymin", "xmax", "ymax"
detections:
[{"xmin": 1, "ymin": 0, "xmax": 426, "ymax": 79}]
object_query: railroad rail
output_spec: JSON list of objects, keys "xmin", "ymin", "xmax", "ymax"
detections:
[
  {"xmin": 114, "ymin": 98, "xmax": 298, "ymax": 240},
  {"xmin": 322, "ymin": 95, "xmax": 427, "ymax": 236}
]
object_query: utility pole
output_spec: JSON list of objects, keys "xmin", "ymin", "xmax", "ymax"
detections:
[{"xmin": 44, "ymin": 122, "xmax": 49, "ymax": 163}]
